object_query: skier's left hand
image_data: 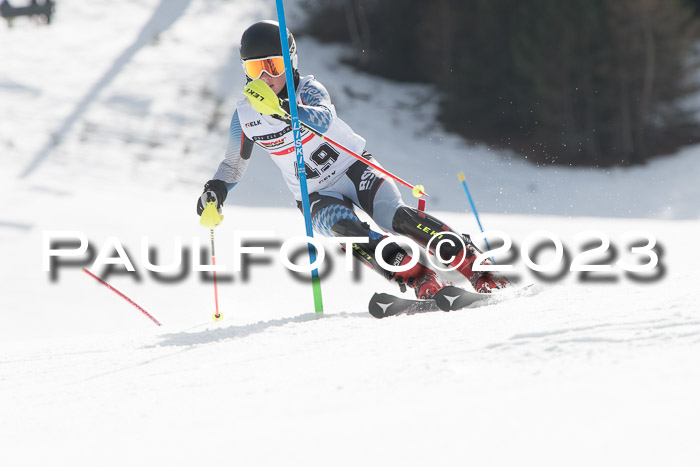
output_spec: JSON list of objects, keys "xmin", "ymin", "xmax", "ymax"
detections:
[
  {"xmin": 271, "ymin": 99, "xmax": 292, "ymax": 123},
  {"xmin": 279, "ymin": 98, "xmax": 290, "ymax": 115}
]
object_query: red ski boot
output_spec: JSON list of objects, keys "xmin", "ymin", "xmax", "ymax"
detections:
[
  {"xmin": 392, "ymin": 252, "xmax": 447, "ymax": 299},
  {"xmin": 450, "ymin": 236, "xmax": 510, "ymax": 293}
]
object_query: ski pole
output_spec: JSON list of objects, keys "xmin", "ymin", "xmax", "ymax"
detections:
[
  {"xmin": 83, "ymin": 268, "xmax": 161, "ymax": 326},
  {"xmin": 458, "ymin": 172, "xmax": 492, "ymax": 252},
  {"xmin": 208, "ymin": 228, "xmax": 223, "ymax": 322},
  {"xmin": 200, "ymin": 200, "xmax": 224, "ymax": 321}
]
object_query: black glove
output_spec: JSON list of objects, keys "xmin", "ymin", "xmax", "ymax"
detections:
[
  {"xmin": 196, "ymin": 179, "xmax": 228, "ymax": 216},
  {"xmin": 279, "ymin": 98, "xmax": 291, "ymax": 115},
  {"xmin": 272, "ymin": 99, "xmax": 292, "ymax": 123}
]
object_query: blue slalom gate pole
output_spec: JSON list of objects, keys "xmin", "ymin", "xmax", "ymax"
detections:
[
  {"xmin": 276, "ymin": 0, "xmax": 323, "ymax": 312},
  {"xmin": 458, "ymin": 172, "xmax": 492, "ymax": 253}
]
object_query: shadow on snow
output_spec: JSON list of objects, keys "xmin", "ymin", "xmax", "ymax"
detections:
[{"xmin": 154, "ymin": 311, "xmax": 370, "ymax": 347}]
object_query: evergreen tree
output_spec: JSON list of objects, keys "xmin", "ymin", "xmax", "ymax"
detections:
[{"xmin": 304, "ymin": 0, "xmax": 700, "ymax": 166}]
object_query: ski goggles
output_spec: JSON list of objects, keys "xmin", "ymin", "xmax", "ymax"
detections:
[{"xmin": 242, "ymin": 56, "xmax": 286, "ymax": 79}]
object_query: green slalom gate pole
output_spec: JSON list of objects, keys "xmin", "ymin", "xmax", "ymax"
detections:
[{"xmin": 276, "ymin": 0, "xmax": 323, "ymax": 312}]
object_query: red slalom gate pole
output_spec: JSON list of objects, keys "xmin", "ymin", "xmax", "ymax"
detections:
[
  {"xmin": 296, "ymin": 120, "xmax": 428, "ymax": 199},
  {"xmin": 83, "ymin": 268, "xmax": 161, "ymax": 326}
]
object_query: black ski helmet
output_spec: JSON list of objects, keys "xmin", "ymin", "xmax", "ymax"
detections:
[{"xmin": 240, "ymin": 20, "xmax": 298, "ymax": 70}]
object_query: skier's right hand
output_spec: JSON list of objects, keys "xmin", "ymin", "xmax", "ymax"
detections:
[{"xmin": 196, "ymin": 179, "xmax": 228, "ymax": 216}]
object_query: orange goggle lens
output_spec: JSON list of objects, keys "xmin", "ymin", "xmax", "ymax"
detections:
[{"xmin": 243, "ymin": 56, "xmax": 286, "ymax": 79}]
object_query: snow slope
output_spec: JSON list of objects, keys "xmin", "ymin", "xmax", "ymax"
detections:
[{"xmin": 1, "ymin": 1, "xmax": 699, "ymax": 466}]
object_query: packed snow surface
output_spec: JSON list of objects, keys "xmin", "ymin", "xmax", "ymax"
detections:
[{"xmin": 1, "ymin": 1, "xmax": 699, "ymax": 466}]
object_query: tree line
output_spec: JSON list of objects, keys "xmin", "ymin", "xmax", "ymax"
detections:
[{"xmin": 302, "ymin": 0, "xmax": 700, "ymax": 166}]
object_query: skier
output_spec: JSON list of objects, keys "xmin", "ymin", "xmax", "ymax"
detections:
[{"xmin": 196, "ymin": 20, "xmax": 509, "ymax": 298}]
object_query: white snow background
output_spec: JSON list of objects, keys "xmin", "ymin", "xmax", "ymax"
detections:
[{"xmin": 1, "ymin": 1, "xmax": 699, "ymax": 466}]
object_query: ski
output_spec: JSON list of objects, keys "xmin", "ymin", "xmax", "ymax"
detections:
[
  {"xmin": 432, "ymin": 285, "xmax": 490, "ymax": 311},
  {"xmin": 368, "ymin": 285, "xmax": 492, "ymax": 319},
  {"xmin": 368, "ymin": 293, "xmax": 441, "ymax": 318}
]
